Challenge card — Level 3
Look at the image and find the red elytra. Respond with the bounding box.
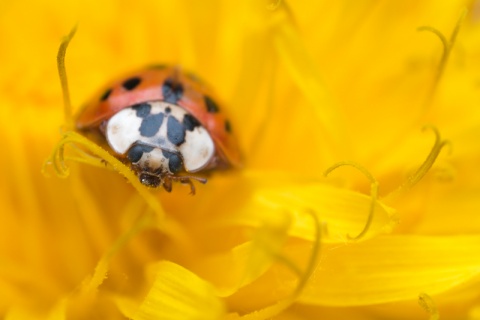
[76,65,241,170]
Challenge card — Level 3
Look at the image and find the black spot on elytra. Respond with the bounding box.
[162,78,184,104]
[139,113,165,137]
[132,103,151,118]
[127,144,154,163]
[122,77,141,90]
[225,120,232,133]
[204,95,219,113]
[183,114,201,132]
[162,150,183,173]
[167,116,186,146]
[100,88,112,101]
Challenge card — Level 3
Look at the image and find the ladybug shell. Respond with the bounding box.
[76,65,241,169]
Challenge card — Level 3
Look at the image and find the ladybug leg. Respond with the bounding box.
[169,175,207,195]
[162,177,173,193]
[183,178,196,196]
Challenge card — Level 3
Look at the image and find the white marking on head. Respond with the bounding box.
[106,108,142,154]
[180,127,215,172]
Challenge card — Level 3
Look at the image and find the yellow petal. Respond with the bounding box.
[300,235,480,306]
[256,183,396,242]
[132,261,225,320]
[413,188,480,234]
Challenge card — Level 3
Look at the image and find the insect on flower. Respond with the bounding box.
[51,28,241,195]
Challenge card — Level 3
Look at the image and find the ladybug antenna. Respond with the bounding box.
[57,25,78,129]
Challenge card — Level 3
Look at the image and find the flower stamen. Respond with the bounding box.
[44,131,195,252]
[292,209,321,296]
[43,131,164,218]
[324,161,379,241]
[418,292,440,320]
[387,126,450,199]
[417,9,466,112]
[57,25,77,130]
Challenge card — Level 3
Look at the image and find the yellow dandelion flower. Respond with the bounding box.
[1,0,480,319]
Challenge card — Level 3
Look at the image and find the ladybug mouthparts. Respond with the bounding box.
[139,173,162,188]
[137,170,208,195]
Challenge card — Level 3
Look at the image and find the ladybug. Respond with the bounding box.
[76,65,241,194]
